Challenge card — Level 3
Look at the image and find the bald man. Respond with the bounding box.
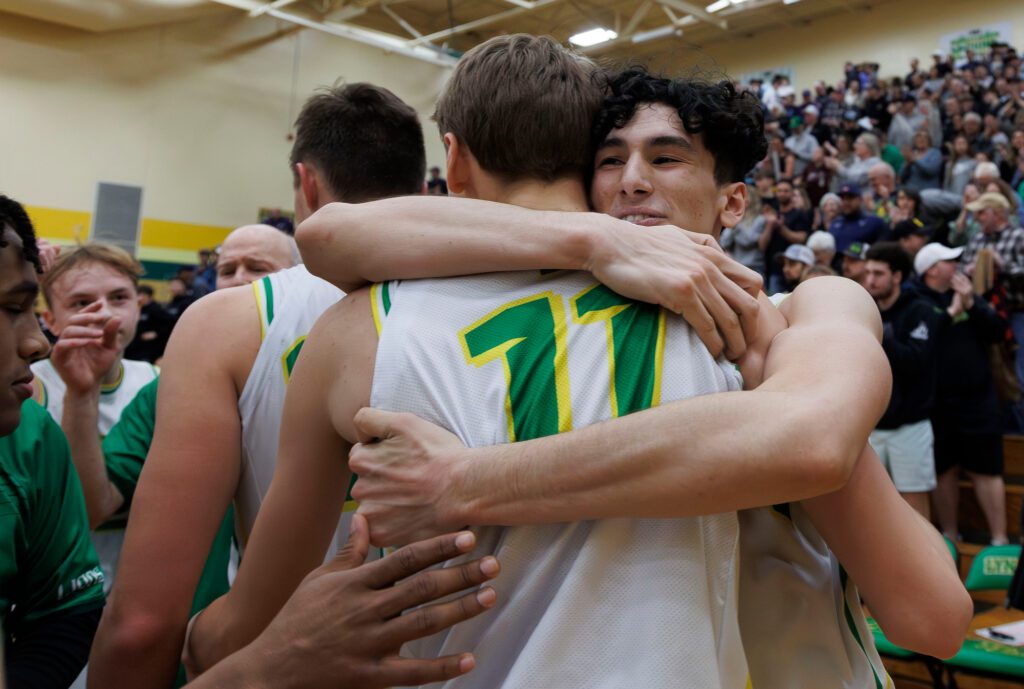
[214,224,298,290]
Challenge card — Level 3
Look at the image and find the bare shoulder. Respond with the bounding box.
[781,277,882,339]
[298,286,377,443]
[164,286,261,393]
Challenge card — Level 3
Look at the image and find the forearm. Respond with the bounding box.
[801,448,970,657]
[187,646,269,689]
[297,197,604,291]
[62,391,123,528]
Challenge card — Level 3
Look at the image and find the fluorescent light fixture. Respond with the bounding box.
[783,0,801,4]
[705,0,730,11]
[569,28,618,47]
[632,26,679,44]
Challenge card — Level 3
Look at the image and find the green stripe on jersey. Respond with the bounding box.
[839,567,884,689]
[382,281,391,315]
[262,276,275,325]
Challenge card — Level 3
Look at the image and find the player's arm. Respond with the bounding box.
[184,293,370,675]
[297,197,761,359]
[87,288,259,689]
[351,277,891,544]
[49,303,126,527]
[187,516,497,689]
[801,446,972,659]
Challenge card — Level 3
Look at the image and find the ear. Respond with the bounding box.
[296,162,320,214]
[717,182,748,234]
[444,133,470,195]
[42,309,57,335]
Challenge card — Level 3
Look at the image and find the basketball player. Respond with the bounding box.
[86,83,470,689]
[185,35,867,687]
[297,67,972,685]
[0,196,106,688]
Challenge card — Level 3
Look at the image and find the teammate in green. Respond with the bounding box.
[0,195,105,688]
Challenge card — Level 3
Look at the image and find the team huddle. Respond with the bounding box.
[1,34,972,689]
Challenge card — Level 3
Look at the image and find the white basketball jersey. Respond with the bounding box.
[738,505,891,689]
[738,293,890,689]
[370,271,747,689]
[236,266,346,548]
[33,358,158,435]
[32,357,158,596]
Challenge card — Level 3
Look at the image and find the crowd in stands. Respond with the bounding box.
[721,40,1024,545]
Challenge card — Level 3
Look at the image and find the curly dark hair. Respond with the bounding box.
[0,196,41,273]
[592,68,767,185]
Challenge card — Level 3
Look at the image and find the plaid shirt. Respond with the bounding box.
[961,224,1024,311]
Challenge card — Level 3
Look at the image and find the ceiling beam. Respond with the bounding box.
[249,0,300,17]
[656,0,728,30]
[408,0,565,47]
[380,3,423,38]
[208,0,457,66]
[622,0,653,35]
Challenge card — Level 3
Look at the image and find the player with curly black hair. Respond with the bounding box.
[0,194,105,689]
[0,195,42,274]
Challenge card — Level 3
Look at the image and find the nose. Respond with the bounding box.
[92,298,113,319]
[20,317,50,363]
[619,155,653,198]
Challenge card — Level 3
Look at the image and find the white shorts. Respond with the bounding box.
[869,420,936,493]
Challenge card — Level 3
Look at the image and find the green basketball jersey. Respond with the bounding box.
[0,400,105,634]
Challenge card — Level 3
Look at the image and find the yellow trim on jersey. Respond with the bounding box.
[252,280,267,342]
[100,362,125,395]
[650,309,667,406]
[280,336,307,384]
[570,283,632,417]
[458,291,572,442]
[342,500,359,513]
[369,283,383,337]
[34,379,47,407]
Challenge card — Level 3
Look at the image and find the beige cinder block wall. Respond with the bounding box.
[0,9,451,234]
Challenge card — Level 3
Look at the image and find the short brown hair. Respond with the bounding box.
[42,243,142,305]
[290,83,426,203]
[434,34,604,183]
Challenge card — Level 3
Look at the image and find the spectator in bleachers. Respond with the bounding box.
[827,132,882,189]
[943,134,977,195]
[947,181,982,247]
[963,112,992,158]
[813,191,840,232]
[828,183,889,258]
[806,230,836,267]
[214,224,297,290]
[720,188,766,279]
[892,218,932,262]
[758,178,811,294]
[900,130,943,191]
[912,243,1009,545]
[961,192,1024,392]
[802,146,832,208]
[866,161,898,223]
[890,186,923,225]
[426,166,448,195]
[888,94,925,151]
[841,240,871,286]
[864,242,942,518]
[124,285,172,365]
[784,114,819,177]
[777,244,816,293]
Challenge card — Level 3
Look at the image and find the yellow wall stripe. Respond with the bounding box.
[24,205,233,253]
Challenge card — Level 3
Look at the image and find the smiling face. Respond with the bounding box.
[0,228,49,435]
[44,261,140,353]
[590,103,740,239]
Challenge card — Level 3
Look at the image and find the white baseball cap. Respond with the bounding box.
[914,242,964,275]
[779,244,816,267]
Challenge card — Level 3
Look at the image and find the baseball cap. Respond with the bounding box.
[803,104,819,116]
[838,183,862,197]
[778,244,816,267]
[843,241,870,260]
[778,85,796,98]
[914,243,964,275]
[966,192,1012,212]
[892,218,932,239]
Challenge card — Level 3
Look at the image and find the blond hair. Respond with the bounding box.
[42,243,142,304]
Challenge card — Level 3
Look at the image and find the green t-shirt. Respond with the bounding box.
[0,400,105,634]
[101,378,234,617]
